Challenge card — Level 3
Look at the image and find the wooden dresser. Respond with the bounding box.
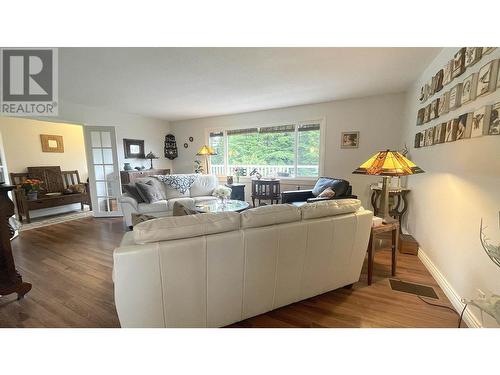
[120,168,170,185]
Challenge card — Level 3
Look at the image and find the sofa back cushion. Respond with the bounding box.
[134,211,240,243]
[190,175,218,197]
[300,199,361,220]
[312,177,349,197]
[240,204,301,229]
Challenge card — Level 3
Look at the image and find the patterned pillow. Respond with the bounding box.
[154,175,196,194]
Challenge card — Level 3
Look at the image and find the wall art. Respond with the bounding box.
[430,98,440,120]
[456,113,473,140]
[414,132,421,148]
[341,131,359,148]
[437,92,449,117]
[464,47,482,68]
[417,107,425,125]
[424,128,434,146]
[443,60,454,86]
[40,134,64,153]
[123,138,145,159]
[460,73,478,105]
[471,106,491,138]
[477,60,499,97]
[482,47,496,55]
[452,48,466,79]
[445,119,458,142]
[449,83,462,110]
[419,131,425,147]
[423,104,431,123]
[488,102,500,135]
[433,123,446,144]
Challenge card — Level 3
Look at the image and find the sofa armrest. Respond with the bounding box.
[281,189,315,204]
[306,196,331,203]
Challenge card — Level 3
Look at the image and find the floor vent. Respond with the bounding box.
[389,279,439,299]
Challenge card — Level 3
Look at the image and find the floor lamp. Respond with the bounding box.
[353,150,424,223]
[196,145,217,174]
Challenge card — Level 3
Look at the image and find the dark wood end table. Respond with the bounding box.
[367,221,399,285]
[251,179,280,207]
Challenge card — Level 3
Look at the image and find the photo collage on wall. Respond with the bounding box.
[414,47,499,148]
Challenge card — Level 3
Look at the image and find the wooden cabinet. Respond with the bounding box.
[226,183,245,201]
[120,169,170,185]
[251,179,281,207]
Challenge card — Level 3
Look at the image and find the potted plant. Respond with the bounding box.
[233,167,246,183]
[21,179,43,200]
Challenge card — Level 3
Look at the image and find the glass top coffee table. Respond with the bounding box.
[195,199,250,213]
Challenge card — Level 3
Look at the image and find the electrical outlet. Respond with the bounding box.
[477,289,486,298]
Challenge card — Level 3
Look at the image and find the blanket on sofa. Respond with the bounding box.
[153,174,197,194]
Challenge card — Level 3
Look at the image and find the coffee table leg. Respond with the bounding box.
[367,234,374,285]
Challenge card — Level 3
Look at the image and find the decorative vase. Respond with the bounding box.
[236,175,240,183]
[27,191,38,200]
[124,162,132,171]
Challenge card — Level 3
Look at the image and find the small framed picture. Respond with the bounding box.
[488,102,500,135]
[433,69,444,93]
[449,83,462,110]
[460,73,478,105]
[430,98,440,120]
[341,131,359,149]
[437,92,449,116]
[452,48,466,79]
[416,107,425,125]
[471,106,491,138]
[424,128,434,146]
[40,134,64,153]
[423,104,431,123]
[477,60,499,97]
[464,47,482,68]
[445,119,458,142]
[419,131,426,147]
[482,47,496,55]
[443,60,454,86]
[433,123,446,144]
[414,133,422,148]
[456,113,473,140]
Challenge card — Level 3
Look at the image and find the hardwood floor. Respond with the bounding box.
[1,218,462,328]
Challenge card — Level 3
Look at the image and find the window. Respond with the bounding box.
[208,121,321,178]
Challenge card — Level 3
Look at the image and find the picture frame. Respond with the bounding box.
[452,48,466,79]
[416,107,425,125]
[341,131,359,149]
[414,133,421,148]
[437,92,449,116]
[442,60,453,86]
[482,47,496,55]
[464,47,482,68]
[424,128,434,146]
[477,60,499,98]
[460,73,478,105]
[456,113,473,140]
[40,134,64,153]
[423,104,431,123]
[123,138,145,159]
[433,123,446,144]
[430,98,440,120]
[445,119,458,142]
[448,83,462,110]
[487,102,500,135]
[419,131,425,147]
[433,69,444,93]
[471,106,492,138]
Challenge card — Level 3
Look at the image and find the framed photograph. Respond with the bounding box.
[341,131,359,149]
[419,85,426,102]
[456,113,473,140]
[487,102,500,135]
[452,48,466,79]
[123,138,145,159]
[433,69,444,93]
[433,123,446,144]
[471,106,491,138]
[460,73,478,105]
[445,119,458,142]
[425,82,432,99]
[416,107,425,125]
[40,134,64,153]
[449,83,462,110]
[430,98,439,120]
[424,128,434,146]
[414,133,421,148]
[419,131,425,147]
[477,60,499,97]
[464,47,482,68]
[443,60,454,86]
[437,92,449,116]
[482,47,496,55]
[423,104,431,123]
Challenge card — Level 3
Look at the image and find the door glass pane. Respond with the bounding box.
[102,148,113,164]
[104,165,114,180]
[101,132,112,147]
[97,198,109,212]
[92,148,103,164]
[91,131,101,147]
[107,182,115,196]
[94,165,105,180]
[96,181,106,196]
[108,198,118,211]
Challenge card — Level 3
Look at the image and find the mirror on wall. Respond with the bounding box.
[123,138,145,159]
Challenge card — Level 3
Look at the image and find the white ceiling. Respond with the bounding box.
[60,48,441,121]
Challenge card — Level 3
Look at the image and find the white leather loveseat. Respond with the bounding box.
[113,199,373,327]
[119,174,219,227]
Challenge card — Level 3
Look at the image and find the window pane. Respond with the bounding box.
[94,165,104,180]
[101,131,112,147]
[102,148,113,164]
[92,148,103,164]
[209,131,225,175]
[104,165,115,180]
[297,124,320,177]
[91,131,101,147]
[227,125,295,178]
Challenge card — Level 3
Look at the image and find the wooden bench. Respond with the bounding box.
[10,166,91,223]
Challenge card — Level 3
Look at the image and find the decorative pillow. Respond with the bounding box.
[312,178,349,197]
[131,213,156,226]
[154,174,196,195]
[173,201,199,216]
[318,187,336,198]
[123,183,144,203]
[69,183,86,194]
[135,180,164,203]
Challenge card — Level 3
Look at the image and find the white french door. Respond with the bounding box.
[84,126,122,217]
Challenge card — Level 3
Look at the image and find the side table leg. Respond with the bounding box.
[367,235,374,285]
[391,228,398,276]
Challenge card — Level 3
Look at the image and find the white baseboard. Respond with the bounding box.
[418,248,482,328]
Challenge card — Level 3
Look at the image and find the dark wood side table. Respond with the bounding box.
[251,179,280,207]
[0,184,32,299]
[370,185,410,232]
[367,221,399,285]
[225,183,245,201]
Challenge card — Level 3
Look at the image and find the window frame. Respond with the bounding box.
[205,117,325,181]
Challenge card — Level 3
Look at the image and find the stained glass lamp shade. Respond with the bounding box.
[353,150,424,223]
[196,145,217,174]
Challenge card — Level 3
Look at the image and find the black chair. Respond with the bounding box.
[281,177,357,204]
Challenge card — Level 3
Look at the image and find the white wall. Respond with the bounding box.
[402,48,500,327]
[170,93,407,207]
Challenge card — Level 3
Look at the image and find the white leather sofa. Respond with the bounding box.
[113,199,373,328]
[119,174,219,227]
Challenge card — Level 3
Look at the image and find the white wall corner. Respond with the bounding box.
[417,247,482,328]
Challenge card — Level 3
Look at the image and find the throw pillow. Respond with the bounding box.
[173,201,199,216]
[154,174,196,194]
[135,180,164,203]
[69,183,86,194]
[132,213,156,226]
[123,183,144,203]
[318,187,336,199]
